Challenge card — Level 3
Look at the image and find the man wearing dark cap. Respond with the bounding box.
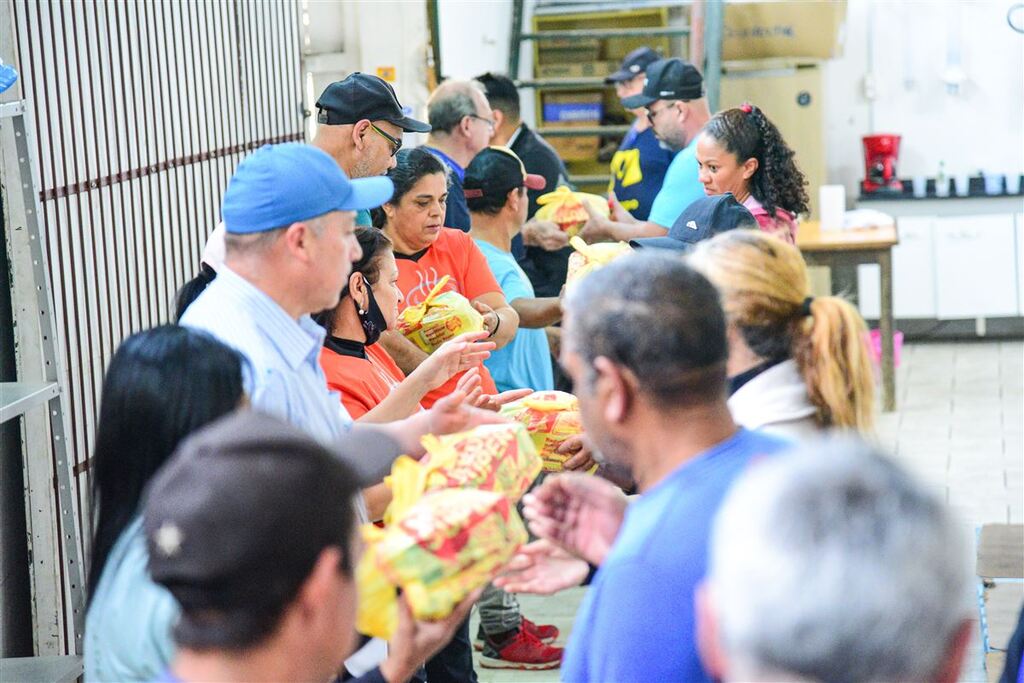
[631,193,757,251]
[314,73,431,227]
[605,47,676,222]
[580,57,711,243]
[475,71,574,302]
[144,411,477,683]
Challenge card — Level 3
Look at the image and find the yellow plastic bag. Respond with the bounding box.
[355,489,527,638]
[384,423,542,525]
[499,391,588,472]
[566,236,632,287]
[397,275,484,353]
[535,185,609,238]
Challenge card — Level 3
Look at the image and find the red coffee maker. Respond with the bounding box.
[861,134,904,195]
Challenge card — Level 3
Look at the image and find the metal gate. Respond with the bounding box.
[6,0,304,653]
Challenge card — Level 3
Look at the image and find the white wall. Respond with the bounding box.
[438,0,514,79]
[824,0,1024,197]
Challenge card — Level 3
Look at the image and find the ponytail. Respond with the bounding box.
[689,230,875,433]
[792,297,875,432]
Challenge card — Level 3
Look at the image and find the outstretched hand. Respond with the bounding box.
[494,539,590,595]
[416,332,495,391]
[523,473,627,566]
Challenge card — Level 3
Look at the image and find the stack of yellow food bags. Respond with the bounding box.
[357,423,542,638]
[499,390,588,472]
[535,185,609,238]
[566,236,632,288]
[396,275,484,353]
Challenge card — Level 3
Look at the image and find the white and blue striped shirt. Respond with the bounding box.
[180,266,353,443]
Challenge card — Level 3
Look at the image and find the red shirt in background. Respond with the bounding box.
[393,228,500,407]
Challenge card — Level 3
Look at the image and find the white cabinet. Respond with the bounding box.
[934,214,1018,319]
[1017,213,1024,316]
[857,216,938,320]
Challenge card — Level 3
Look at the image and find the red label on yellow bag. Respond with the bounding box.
[397,275,484,353]
[499,390,587,472]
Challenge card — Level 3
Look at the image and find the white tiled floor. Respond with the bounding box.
[471,341,1024,683]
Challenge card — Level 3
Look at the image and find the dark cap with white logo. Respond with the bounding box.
[631,193,756,251]
[620,58,704,109]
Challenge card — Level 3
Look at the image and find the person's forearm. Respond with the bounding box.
[380,330,429,376]
[512,297,562,329]
[490,306,520,349]
[607,220,668,242]
[357,373,430,424]
[363,482,392,522]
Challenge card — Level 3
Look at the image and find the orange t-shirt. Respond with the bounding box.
[320,340,410,420]
[394,228,500,407]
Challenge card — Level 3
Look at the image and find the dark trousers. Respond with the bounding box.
[422,617,477,682]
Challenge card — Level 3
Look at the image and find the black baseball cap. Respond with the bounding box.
[464,146,546,203]
[620,58,704,109]
[316,73,431,133]
[631,193,756,251]
[605,46,661,84]
[144,410,399,611]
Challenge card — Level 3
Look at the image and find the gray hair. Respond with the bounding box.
[707,438,972,683]
[427,80,484,134]
[562,251,728,408]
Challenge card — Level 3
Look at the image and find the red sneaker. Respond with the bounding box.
[479,628,563,670]
[474,618,559,650]
[522,617,560,644]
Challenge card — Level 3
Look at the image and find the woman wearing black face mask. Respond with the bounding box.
[314,228,501,519]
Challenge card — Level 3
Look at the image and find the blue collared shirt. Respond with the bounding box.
[180,266,352,443]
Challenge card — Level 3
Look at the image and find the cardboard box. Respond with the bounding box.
[542,92,603,123]
[535,61,617,80]
[548,135,601,163]
[537,39,601,64]
[723,1,846,61]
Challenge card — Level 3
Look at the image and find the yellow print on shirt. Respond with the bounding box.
[609,148,643,188]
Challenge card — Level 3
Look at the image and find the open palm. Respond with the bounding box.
[522,473,627,566]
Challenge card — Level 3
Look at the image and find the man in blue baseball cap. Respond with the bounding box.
[181,143,502,477]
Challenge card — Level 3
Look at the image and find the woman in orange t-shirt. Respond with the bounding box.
[314,227,505,520]
[374,147,521,408]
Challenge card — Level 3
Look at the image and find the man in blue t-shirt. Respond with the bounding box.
[466,147,560,394]
[605,47,677,221]
[579,58,710,244]
[494,252,790,682]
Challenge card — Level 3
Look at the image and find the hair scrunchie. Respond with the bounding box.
[800,296,815,317]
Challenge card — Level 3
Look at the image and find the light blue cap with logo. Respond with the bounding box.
[222,143,394,234]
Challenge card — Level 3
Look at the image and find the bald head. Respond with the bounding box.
[426,80,494,164]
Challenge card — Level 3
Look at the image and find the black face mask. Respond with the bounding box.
[356,279,388,346]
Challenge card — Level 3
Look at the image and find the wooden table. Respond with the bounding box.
[796,220,899,411]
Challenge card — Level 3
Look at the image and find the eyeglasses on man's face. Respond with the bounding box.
[646,101,679,121]
[468,113,496,131]
[370,122,402,157]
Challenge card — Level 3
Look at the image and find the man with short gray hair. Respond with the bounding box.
[423,80,495,231]
[697,439,974,683]
[496,252,790,681]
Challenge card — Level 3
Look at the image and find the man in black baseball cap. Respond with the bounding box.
[631,193,757,251]
[604,46,676,226]
[144,410,477,683]
[604,45,661,85]
[579,57,711,246]
[313,73,431,226]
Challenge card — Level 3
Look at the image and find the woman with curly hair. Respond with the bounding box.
[696,103,809,243]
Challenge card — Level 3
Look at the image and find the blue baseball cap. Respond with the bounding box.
[222,143,394,234]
